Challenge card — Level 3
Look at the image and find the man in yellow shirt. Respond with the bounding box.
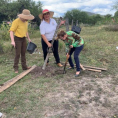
[9,9,34,73]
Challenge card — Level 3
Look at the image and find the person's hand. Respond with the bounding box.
[60,20,66,26]
[47,42,52,48]
[59,20,65,28]
[28,38,31,42]
[11,41,15,48]
[70,45,73,48]
[66,53,70,58]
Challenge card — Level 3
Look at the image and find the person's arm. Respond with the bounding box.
[41,34,52,47]
[53,18,65,28]
[72,41,79,47]
[9,19,18,48]
[26,32,31,42]
[59,20,66,28]
[10,31,15,47]
[69,36,82,48]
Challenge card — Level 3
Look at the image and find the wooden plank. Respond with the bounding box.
[66,63,104,72]
[85,68,101,72]
[83,65,107,71]
[0,65,36,93]
[80,63,86,70]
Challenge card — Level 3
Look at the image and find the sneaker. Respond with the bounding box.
[57,63,63,67]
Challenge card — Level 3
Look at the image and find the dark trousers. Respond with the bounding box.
[13,36,27,70]
[41,39,60,63]
[68,45,84,71]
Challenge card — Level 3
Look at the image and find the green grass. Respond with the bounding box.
[0,25,118,118]
[80,25,118,75]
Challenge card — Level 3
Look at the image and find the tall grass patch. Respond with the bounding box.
[80,25,118,75]
[104,24,118,31]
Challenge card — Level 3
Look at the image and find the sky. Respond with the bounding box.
[35,0,117,17]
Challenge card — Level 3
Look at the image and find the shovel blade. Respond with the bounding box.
[63,70,66,74]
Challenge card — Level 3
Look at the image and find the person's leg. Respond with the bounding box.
[52,40,63,67]
[68,47,75,68]
[74,45,84,75]
[52,40,60,63]
[13,36,22,72]
[41,38,49,63]
[21,37,28,70]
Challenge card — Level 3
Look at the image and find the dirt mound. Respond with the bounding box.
[30,66,64,78]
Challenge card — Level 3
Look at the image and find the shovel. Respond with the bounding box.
[63,48,71,74]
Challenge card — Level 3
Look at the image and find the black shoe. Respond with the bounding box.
[75,72,80,77]
[75,74,80,77]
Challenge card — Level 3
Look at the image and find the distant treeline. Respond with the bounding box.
[64,9,117,25]
[0,0,42,26]
[0,0,118,26]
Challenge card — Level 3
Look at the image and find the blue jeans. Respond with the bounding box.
[68,45,84,71]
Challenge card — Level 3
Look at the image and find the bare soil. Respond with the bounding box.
[30,65,64,78]
[30,66,118,118]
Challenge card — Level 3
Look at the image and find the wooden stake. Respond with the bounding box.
[80,63,86,70]
[85,68,101,72]
[0,65,36,93]
[83,65,107,71]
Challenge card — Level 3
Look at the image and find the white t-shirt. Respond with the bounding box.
[39,18,57,41]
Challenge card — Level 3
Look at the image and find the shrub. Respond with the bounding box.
[0,42,4,54]
[0,22,11,41]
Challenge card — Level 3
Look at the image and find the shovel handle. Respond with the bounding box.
[63,54,70,74]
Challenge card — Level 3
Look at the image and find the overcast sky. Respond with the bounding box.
[35,0,117,17]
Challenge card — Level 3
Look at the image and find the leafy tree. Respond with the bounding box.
[79,11,89,23]
[112,1,118,11]
[104,14,112,18]
[13,0,42,25]
[64,9,89,25]
[64,9,104,25]
[0,0,9,22]
[0,0,42,25]
[112,1,118,23]
[114,11,118,18]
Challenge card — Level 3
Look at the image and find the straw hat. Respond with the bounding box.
[39,9,54,20]
[18,9,34,20]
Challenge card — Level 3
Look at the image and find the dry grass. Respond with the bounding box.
[104,24,118,31]
[0,25,118,118]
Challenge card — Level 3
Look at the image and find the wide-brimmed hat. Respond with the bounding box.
[18,9,34,20]
[39,9,54,20]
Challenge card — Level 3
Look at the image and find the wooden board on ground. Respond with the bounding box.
[0,65,37,93]
[83,65,107,71]
[80,63,86,70]
[66,63,106,72]
[85,68,101,72]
